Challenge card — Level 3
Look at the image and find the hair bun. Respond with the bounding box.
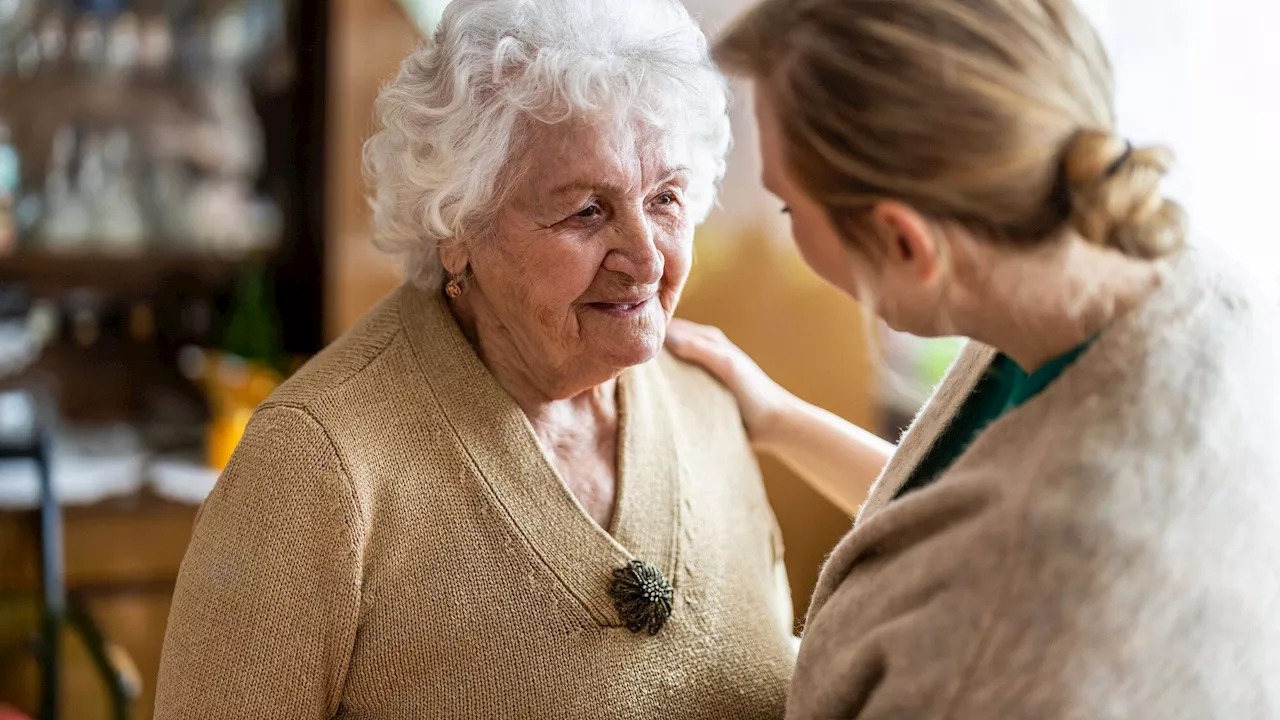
[1062,130,1187,259]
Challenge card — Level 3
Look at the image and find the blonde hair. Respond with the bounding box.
[715,0,1186,260]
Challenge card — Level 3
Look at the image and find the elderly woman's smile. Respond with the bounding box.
[584,298,651,316]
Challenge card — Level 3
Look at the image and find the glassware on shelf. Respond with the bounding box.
[144,156,191,242]
[103,11,140,77]
[33,10,64,73]
[198,9,263,178]
[69,11,105,72]
[169,5,280,254]
[94,127,148,251]
[40,124,92,249]
[137,13,173,78]
[13,32,40,77]
[37,122,152,253]
[0,287,54,382]
[77,130,106,203]
[14,1,289,256]
[67,288,102,348]
[0,0,39,76]
[0,284,43,380]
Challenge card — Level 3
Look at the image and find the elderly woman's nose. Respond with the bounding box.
[604,215,665,284]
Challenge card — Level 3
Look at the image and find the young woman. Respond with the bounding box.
[668,0,1280,717]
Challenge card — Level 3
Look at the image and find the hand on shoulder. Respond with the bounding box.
[664,318,793,447]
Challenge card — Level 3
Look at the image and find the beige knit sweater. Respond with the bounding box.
[788,250,1280,719]
[155,285,796,720]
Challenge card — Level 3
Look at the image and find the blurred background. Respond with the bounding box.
[0,0,1276,718]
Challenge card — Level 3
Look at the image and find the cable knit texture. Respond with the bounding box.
[789,249,1280,719]
[155,284,796,720]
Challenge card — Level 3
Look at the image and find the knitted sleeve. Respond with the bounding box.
[155,405,364,720]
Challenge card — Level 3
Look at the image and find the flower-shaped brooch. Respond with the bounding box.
[609,559,673,635]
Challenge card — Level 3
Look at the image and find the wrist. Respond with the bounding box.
[749,387,799,454]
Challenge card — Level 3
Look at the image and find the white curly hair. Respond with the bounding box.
[363,0,732,290]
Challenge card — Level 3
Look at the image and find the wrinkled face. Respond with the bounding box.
[464,115,695,393]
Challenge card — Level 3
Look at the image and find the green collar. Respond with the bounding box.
[1005,341,1093,412]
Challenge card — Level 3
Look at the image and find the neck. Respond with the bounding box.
[951,238,1162,372]
[447,290,618,427]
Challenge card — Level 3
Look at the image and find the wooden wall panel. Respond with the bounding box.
[324,0,417,339]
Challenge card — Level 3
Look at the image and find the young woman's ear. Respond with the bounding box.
[870,201,941,283]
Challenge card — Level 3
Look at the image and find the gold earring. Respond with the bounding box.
[445,276,463,298]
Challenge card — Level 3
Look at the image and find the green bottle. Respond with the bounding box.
[222,265,283,372]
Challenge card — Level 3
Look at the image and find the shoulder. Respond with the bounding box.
[974,246,1280,471]
[793,250,1280,717]
[1089,247,1280,439]
[261,288,447,468]
[248,284,484,496]
[649,348,751,437]
[162,403,364,719]
[212,404,361,522]
[1156,246,1280,353]
[217,291,420,523]
[653,348,738,410]
[268,290,408,412]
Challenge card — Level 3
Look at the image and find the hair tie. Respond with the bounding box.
[1104,141,1134,178]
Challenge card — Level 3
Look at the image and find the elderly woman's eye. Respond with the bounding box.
[653,192,679,206]
[576,204,602,219]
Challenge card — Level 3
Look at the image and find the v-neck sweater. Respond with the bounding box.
[155,285,796,720]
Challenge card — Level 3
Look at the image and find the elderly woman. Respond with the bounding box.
[669,0,1280,717]
[153,1,795,718]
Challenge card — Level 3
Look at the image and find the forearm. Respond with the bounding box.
[757,395,895,517]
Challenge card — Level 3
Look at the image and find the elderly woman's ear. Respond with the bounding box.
[439,238,470,280]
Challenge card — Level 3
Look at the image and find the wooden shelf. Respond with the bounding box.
[0,246,274,297]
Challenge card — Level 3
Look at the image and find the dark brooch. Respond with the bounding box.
[609,559,674,635]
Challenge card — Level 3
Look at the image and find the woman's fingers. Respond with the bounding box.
[666,320,735,379]
[665,319,790,438]
[668,319,734,357]
[665,319,710,356]
[667,318,717,343]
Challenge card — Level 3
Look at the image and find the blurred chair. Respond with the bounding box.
[1,380,138,719]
